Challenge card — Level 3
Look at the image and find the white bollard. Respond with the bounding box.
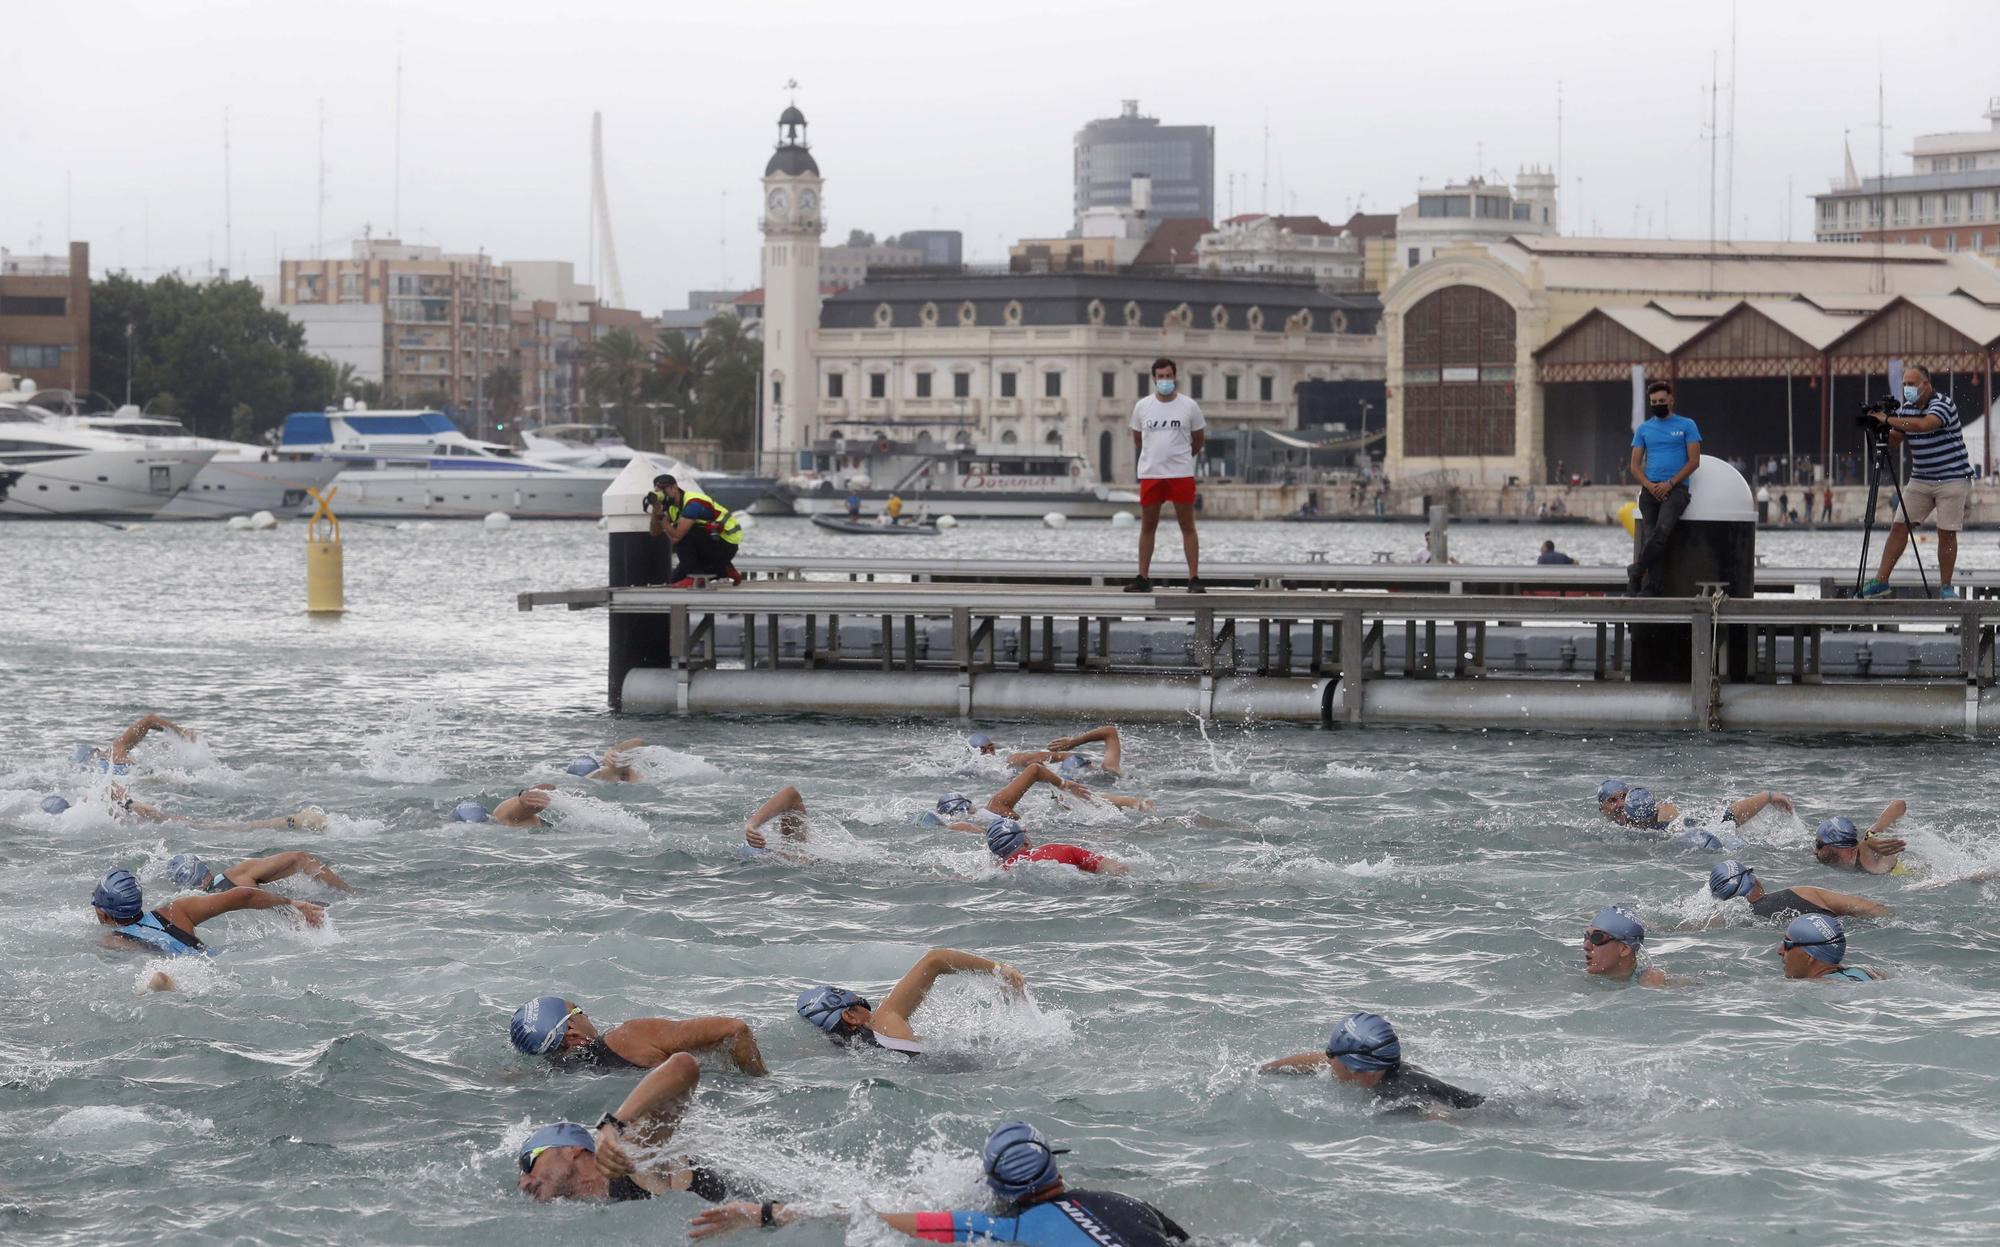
[1110,511,1137,528]
[484,511,512,531]
[935,515,958,529]
[226,515,253,531]
[249,510,278,530]
[1043,512,1068,529]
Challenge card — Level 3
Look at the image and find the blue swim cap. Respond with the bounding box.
[450,801,490,823]
[518,1121,594,1174]
[40,795,71,816]
[1057,755,1092,779]
[1784,913,1847,964]
[1709,860,1758,900]
[986,818,1027,859]
[165,853,214,890]
[796,986,869,1033]
[983,1122,1067,1200]
[936,793,973,817]
[1685,827,1746,852]
[1623,787,1660,826]
[69,744,97,766]
[92,869,144,923]
[967,732,994,750]
[1326,1011,1401,1072]
[1590,904,1646,947]
[564,755,599,777]
[1595,778,1629,803]
[913,810,946,827]
[509,995,576,1056]
[1815,817,1860,848]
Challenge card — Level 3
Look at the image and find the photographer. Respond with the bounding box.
[1624,381,1702,597]
[1859,365,1973,599]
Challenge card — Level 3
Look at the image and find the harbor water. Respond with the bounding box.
[3,518,1999,1246]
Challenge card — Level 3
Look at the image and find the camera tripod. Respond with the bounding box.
[1853,425,1931,598]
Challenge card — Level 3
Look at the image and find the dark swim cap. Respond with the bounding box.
[510,996,578,1056]
[1589,905,1646,947]
[1595,778,1628,803]
[564,755,599,777]
[1326,1011,1401,1072]
[518,1121,594,1174]
[1709,860,1757,900]
[1784,913,1847,964]
[983,1121,1068,1200]
[1623,787,1661,826]
[92,869,144,923]
[986,818,1027,859]
[1814,817,1860,848]
[41,795,71,815]
[796,986,869,1033]
[165,853,215,890]
[936,793,973,817]
[451,801,490,823]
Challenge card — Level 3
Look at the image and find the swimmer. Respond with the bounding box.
[71,712,199,770]
[517,1052,750,1203]
[1259,1011,1485,1111]
[46,787,329,832]
[1779,913,1884,982]
[1813,802,1909,875]
[89,867,326,967]
[563,738,647,782]
[1595,779,1790,831]
[165,850,354,894]
[1615,787,1746,851]
[690,1120,1190,1247]
[451,784,555,828]
[985,818,1128,876]
[741,785,807,855]
[509,995,767,1074]
[1581,905,1667,988]
[925,765,1153,840]
[966,724,1126,778]
[795,946,1028,1057]
[1707,860,1891,921]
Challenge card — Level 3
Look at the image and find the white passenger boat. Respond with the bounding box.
[0,402,215,520]
[278,408,611,518]
[783,436,1140,519]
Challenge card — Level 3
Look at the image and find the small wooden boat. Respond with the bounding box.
[810,514,941,536]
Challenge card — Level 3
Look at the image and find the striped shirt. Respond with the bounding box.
[1901,394,1972,481]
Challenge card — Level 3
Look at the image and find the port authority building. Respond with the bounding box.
[1381,236,2000,487]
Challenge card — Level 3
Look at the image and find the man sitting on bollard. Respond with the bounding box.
[645,474,744,589]
[1626,380,1702,597]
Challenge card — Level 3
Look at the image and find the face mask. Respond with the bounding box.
[1902,384,1920,404]
[1649,403,1671,418]
[1155,379,1175,398]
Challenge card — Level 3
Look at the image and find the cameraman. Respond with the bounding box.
[1625,381,1702,596]
[1859,364,1973,600]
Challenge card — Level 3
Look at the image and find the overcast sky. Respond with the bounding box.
[7,0,1995,312]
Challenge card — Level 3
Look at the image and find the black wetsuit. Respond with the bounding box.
[606,1163,733,1203]
[1750,889,1835,920]
[1375,1063,1484,1110]
[569,1036,641,1070]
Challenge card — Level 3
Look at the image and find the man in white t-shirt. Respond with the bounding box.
[1125,356,1207,593]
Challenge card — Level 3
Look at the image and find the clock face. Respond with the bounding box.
[798,189,818,214]
[767,187,791,215]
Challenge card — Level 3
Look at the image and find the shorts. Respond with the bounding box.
[1138,476,1196,508]
[1896,477,1972,531]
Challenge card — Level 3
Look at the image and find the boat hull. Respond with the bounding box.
[155,458,347,519]
[0,448,216,520]
[785,487,1138,519]
[292,466,608,519]
[809,515,940,535]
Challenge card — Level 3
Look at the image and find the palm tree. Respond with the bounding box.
[651,330,701,441]
[693,313,762,453]
[585,329,650,446]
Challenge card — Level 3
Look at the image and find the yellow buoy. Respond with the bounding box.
[1616,500,1638,538]
[306,486,344,615]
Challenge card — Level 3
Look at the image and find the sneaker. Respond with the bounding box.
[1857,579,1891,599]
[1625,563,1644,595]
[724,567,744,586]
[1940,585,1961,600]
[1122,575,1153,593]
[1186,578,1207,594]
[667,577,697,589]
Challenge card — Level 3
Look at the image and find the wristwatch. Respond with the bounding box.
[595,1112,626,1133]
[760,1201,777,1228]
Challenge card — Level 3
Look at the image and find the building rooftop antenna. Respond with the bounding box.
[222,105,233,280]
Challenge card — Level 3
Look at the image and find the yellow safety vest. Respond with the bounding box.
[668,485,742,547]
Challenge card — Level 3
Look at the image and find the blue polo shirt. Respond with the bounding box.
[1632,413,1702,482]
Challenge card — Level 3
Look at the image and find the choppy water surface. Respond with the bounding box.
[3,518,1998,1246]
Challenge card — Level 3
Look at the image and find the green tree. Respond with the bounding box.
[844,229,875,247]
[89,272,335,439]
[651,329,701,440]
[692,312,761,453]
[484,364,522,434]
[585,328,651,446]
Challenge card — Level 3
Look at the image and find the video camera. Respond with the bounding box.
[1854,397,1897,431]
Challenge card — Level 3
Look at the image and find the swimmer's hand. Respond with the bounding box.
[691,1202,779,1238]
[1767,791,1794,813]
[1864,835,1907,856]
[289,809,328,830]
[994,964,1028,996]
[290,900,327,928]
[594,1123,636,1181]
[519,789,553,813]
[744,825,767,850]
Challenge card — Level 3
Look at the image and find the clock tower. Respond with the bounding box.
[759,102,824,468]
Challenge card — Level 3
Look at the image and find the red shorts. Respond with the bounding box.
[1138,476,1196,508]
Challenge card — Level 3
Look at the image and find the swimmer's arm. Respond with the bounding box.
[109,713,193,763]
[617,1017,768,1076]
[596,1053,701,1181]
[1049,725,1122,772]
[1658,800,1681,824]
[1637,967,1668,988]
[211,809,328,833]
[743,785,805,849]
[1866,800,1907,838]
[1005,750,1055,768]
[1796,886,1891,919]
[224,851,354,893]
[1858,837,1907,874]
[491,787,553,827]
[1727,789,1793,822]
[875,948,1027,1036]
[1259,1052,1332,1074]
[164,888,325,930]
[691,1204,985,1241]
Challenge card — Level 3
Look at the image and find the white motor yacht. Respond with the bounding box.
[279,407,610,518]
[518,422,780,514]
[44,407,342,520]
[0,403,215,519]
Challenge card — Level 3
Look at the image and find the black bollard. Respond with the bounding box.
[605,461,675,712]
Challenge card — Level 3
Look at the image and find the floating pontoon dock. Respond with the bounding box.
[521,558,2000,733]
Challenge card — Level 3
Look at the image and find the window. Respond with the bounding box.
[869,373,886,399]
[1137,373,1149,397]
[915,372,932,398]
[1259,375,1274,402]
[1224,374,1239,401]
[1408,247,1421,268]
[0,295,65,316]
[1000,371,1017,398]
[1189,374,1205,400]
[5,344,62,369]
[827,372,844,398]
[1511,202,1531,221]
[1043,371,1062,398]
[773,380,783,406]
[1101,371,1116,398]
[953,371,970,398]
[340,274,361,301]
